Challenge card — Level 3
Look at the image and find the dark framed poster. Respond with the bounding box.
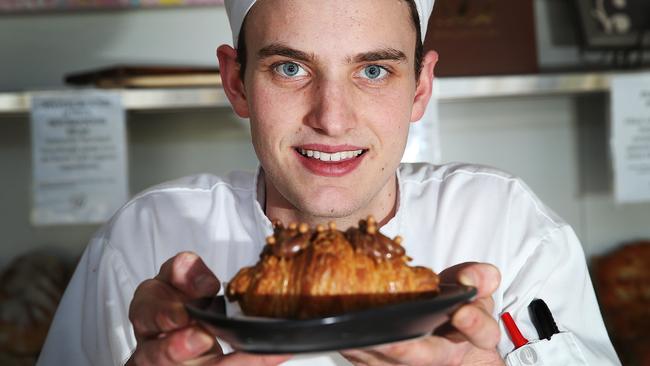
[575,0,650,49]
[424,0,538,77]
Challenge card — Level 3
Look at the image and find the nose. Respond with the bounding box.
[303,77,356,137]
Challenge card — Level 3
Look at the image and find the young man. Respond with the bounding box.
[38,0,620,365]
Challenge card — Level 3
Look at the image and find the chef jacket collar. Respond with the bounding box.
[251,165,403,239]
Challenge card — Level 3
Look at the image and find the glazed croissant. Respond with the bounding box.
[226,217,440,319]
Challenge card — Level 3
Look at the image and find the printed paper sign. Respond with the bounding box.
[30,91,128,225]
[611,73,650,203]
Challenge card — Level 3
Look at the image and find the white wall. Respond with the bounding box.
[0,2,649,267]
[0,5,240,266]
[438,94,650,256]
[0,6,231,91]
[0,0,585,91]
[0,109,259,267]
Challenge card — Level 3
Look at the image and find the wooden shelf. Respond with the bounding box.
[0,88,230,115]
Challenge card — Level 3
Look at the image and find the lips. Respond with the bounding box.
[294,144,368,177]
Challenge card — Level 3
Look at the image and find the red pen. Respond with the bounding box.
[501,312,529,349]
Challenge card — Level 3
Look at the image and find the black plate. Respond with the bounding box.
[186,284,476,354]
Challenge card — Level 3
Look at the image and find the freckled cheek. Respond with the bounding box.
[249,85,310,153]
[361,93,411,147]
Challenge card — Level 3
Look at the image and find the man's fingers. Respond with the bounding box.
[212,352,291,366]
[341,349,394,366]
[156,252,221,298]
[129,279,190,339]
[437,262,500,350]
[434,296,495,344]
[440,262,501,298]
[451,303,501,350]
[128,253,224,365]
[130,253,219,339]
[357,337,471,366]
[128,326,215,366]
[474,295,495,314]
[462,347,507,366]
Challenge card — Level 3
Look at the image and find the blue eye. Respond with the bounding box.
[362,65,387,80]
[275,62,306,78]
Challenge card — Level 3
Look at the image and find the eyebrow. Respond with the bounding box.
[257,43,407,65]
[350,48,407,64]
[258,44,313,62]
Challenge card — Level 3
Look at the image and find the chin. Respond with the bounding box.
[295,187,362,219]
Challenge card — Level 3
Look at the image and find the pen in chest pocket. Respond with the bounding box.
[501,312,529,350]
[528,299,560,340]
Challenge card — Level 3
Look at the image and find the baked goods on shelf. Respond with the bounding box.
[227,216,440,319]
[593,241,650,365]
[0,253,68,358]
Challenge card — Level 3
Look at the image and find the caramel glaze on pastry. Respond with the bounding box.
[226,217,440,319]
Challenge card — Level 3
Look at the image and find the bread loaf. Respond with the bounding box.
[0,253,68,357]
[227,217,440,319]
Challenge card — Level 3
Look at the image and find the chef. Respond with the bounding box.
[38,0,620,365]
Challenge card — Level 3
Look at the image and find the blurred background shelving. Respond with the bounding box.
[0,71,618,114]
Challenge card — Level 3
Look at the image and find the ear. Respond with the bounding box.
[410,50,438,122]
[217,44,250,118]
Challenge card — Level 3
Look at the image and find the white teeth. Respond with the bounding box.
[298,148,364,162]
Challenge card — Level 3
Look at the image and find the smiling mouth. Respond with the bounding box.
[295,148,367,162]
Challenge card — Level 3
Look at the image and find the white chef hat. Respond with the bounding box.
[224,0,435,46]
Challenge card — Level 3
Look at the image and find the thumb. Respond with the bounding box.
[440,262,500,298]
[156,252,221,298]
[212,352,291,366]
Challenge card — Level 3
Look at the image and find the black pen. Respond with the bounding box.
[528,299,560,340]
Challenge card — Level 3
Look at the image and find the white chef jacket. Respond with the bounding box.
[37,163,620,365]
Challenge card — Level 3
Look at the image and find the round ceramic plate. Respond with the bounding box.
[185,284,476,354]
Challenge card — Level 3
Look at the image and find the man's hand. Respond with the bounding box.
[341,262,503,366]
[126,251,290,366]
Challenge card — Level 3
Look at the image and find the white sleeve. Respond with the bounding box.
[497,225,620,365]
[37,234,138,366]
